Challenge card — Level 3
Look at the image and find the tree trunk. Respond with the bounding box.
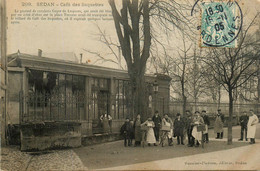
[183,97,187,116]
[257,59,260,115]
[227,88,233,145]
[181,80,186,116]
[217,84,221,109]
[136,75,147,119]
[129,72,147,120]
[109,0,151,120]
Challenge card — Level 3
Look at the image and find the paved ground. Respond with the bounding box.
[74,139,250,170]
[74,124,260,170]
[101,141,260,170]
[1,124,259,170]
[0,147,87,171]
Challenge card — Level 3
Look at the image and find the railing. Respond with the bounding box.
[169,101,260,116]
[19,91,85,123]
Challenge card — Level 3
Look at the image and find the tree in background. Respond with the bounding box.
[201,13,260,145]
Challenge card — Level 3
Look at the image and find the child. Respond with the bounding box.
[120,118,131,147]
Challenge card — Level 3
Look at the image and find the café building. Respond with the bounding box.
[6,51,171,150]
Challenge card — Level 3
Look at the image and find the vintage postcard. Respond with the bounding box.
[1,0,260,170]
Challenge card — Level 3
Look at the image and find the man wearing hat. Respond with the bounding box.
[174,113,185,145]
[201,110,210,143]
[238,111,249,141]
[152,110,162,142]
[214,109,225,139]
[185,110,195,147]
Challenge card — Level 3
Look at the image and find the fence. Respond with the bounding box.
[19,91,85,123]
[169,101,260,117]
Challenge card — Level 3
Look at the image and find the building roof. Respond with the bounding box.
[39,52,79,63]
[7,52,171,82]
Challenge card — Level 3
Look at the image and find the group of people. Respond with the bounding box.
[120,110,210,147]
[238,110,259,144]
[120,109,259,147]
[120,115,142,147]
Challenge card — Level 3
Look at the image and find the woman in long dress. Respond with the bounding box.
[247,110,259,144]
[134,114,142,146]
[141,118,157,146]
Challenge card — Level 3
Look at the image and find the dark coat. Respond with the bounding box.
[174,118,185,136]
[152,115,162,128]
[120,122,132,138]
[203,115,210,125]
[185,116,193,130]
[239,115,249,127]
[217,113,225,123]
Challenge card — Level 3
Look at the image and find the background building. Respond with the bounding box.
[6,51,171,150]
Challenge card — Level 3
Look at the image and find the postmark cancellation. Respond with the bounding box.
[198,0,243,48]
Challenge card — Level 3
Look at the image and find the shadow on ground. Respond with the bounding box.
[73,140,250,170]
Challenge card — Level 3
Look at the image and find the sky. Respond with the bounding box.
[6,0,260,71]
[7,0,118,66]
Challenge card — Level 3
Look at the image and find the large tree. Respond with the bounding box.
[108,0,188,118]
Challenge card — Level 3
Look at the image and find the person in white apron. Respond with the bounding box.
[141,118,157,146]
[192,111,204,147]
[162,114,173,146]
[247,110,259,144]
[214,109,225,139]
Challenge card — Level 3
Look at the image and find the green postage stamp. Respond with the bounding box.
[198,0,243,48]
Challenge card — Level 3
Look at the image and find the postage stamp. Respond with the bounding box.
[197,0,243,48]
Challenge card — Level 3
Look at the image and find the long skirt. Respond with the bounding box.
[146,128,156,143]
[192,126,202,142]
[135,127,142,142]
[247,125,256,138]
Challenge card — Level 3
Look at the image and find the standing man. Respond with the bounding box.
[202,110,210,143]
[214,109,225,139]
[238,111,249,141]
[152,110,162,143]
[186,111,195,147]
[183,110,191,143]
[247,110,259,144]
[174,113,185,145]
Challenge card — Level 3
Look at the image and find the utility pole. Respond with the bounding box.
[1,0,7,146]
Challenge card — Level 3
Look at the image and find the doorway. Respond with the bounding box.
[92,90,110,134]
